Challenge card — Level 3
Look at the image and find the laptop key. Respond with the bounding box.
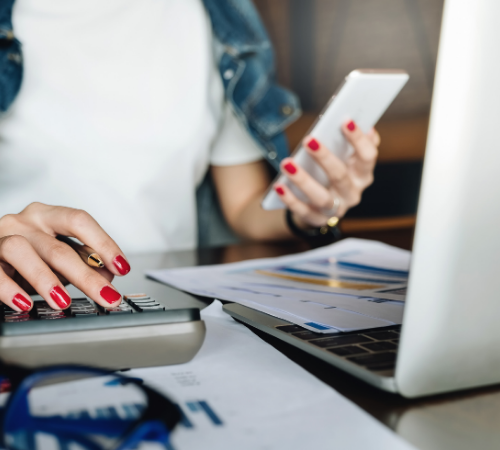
[311,334,372,348]
[291,331,325,340]
[327,345,368,357]
[367,363,396,372]
[348,352,396,366]
[361,331,398,341]
[276,325,305,333]
[362,341,397,352]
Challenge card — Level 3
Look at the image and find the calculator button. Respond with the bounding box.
[124,294,149,300]
[134,305,165,312]
[39,315,67,320]
[104,300,134,314]
[131,302,158,307]
[4,314,31,322]
[4,311,28,317]
[107,309,133,314]
[4,312,29,317]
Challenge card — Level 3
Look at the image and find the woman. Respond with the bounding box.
[0,0,378,312]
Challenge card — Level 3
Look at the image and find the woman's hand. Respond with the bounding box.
[274,120,379,228]
[0,203,130,312]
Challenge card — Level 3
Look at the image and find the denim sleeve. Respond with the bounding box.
[0,0,23,113]
[203,0,302,171]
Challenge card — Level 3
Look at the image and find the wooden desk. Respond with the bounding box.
[118,233,500,450]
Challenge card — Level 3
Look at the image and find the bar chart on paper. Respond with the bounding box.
[67,399,224,429]
[181,400,223,427]
[147,238,410,334]
[66,400,224,429]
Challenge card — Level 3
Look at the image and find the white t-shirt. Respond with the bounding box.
[0,0,263,253]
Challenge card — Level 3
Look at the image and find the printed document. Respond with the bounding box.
[147,238,410,334]
[131,300,414,449]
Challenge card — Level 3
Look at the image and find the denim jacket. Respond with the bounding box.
[0,0,301,247]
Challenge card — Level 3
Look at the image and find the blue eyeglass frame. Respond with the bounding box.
[0,363,180,450]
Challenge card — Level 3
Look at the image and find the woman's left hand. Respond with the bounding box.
[274,120,380,228]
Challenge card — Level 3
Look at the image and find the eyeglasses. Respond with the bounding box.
[0,362,181,450]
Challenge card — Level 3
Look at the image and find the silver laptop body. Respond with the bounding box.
[224,0,500,398]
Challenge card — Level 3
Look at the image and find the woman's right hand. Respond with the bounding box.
[0,203,130,312]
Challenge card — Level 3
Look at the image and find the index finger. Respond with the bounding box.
[29,204,130,277]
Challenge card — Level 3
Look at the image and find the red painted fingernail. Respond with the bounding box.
[100,286,121,304]
[307,138,320,151]
[113,255,130,275]
[12,294,31,312]
[275,186,284,196]
[283,162,297,175]
[347,120,356,131]
[50,286,71,309]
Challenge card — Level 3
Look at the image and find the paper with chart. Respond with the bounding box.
[0,301,415,449]
[138,301,414,449]
[147,238,410,334]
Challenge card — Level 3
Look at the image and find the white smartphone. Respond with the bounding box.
[261,69,409,210]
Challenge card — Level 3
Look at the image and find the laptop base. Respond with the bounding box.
[223,302,399,393]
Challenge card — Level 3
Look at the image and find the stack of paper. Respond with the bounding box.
[147,239,411,334]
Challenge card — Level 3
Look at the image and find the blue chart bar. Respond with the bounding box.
[305,322,332,330]
[197,401,223,426]
[186,401,199,412]
[179,400,223,428]
[67,410,92,420]
[122,403,144,420]
[176,404,194,428]
[277,266,330,278]
[67,403,144,421]
[95,406,120,419]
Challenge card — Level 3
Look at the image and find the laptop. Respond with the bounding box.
[224,0,500,398]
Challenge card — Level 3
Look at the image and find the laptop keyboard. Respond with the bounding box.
[275,324,400,373]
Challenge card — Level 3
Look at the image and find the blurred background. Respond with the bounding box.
[254,0,445,249]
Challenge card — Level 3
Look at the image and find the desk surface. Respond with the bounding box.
[112,230,500,450]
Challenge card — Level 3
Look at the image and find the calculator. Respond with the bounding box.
[0,294,205,370]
